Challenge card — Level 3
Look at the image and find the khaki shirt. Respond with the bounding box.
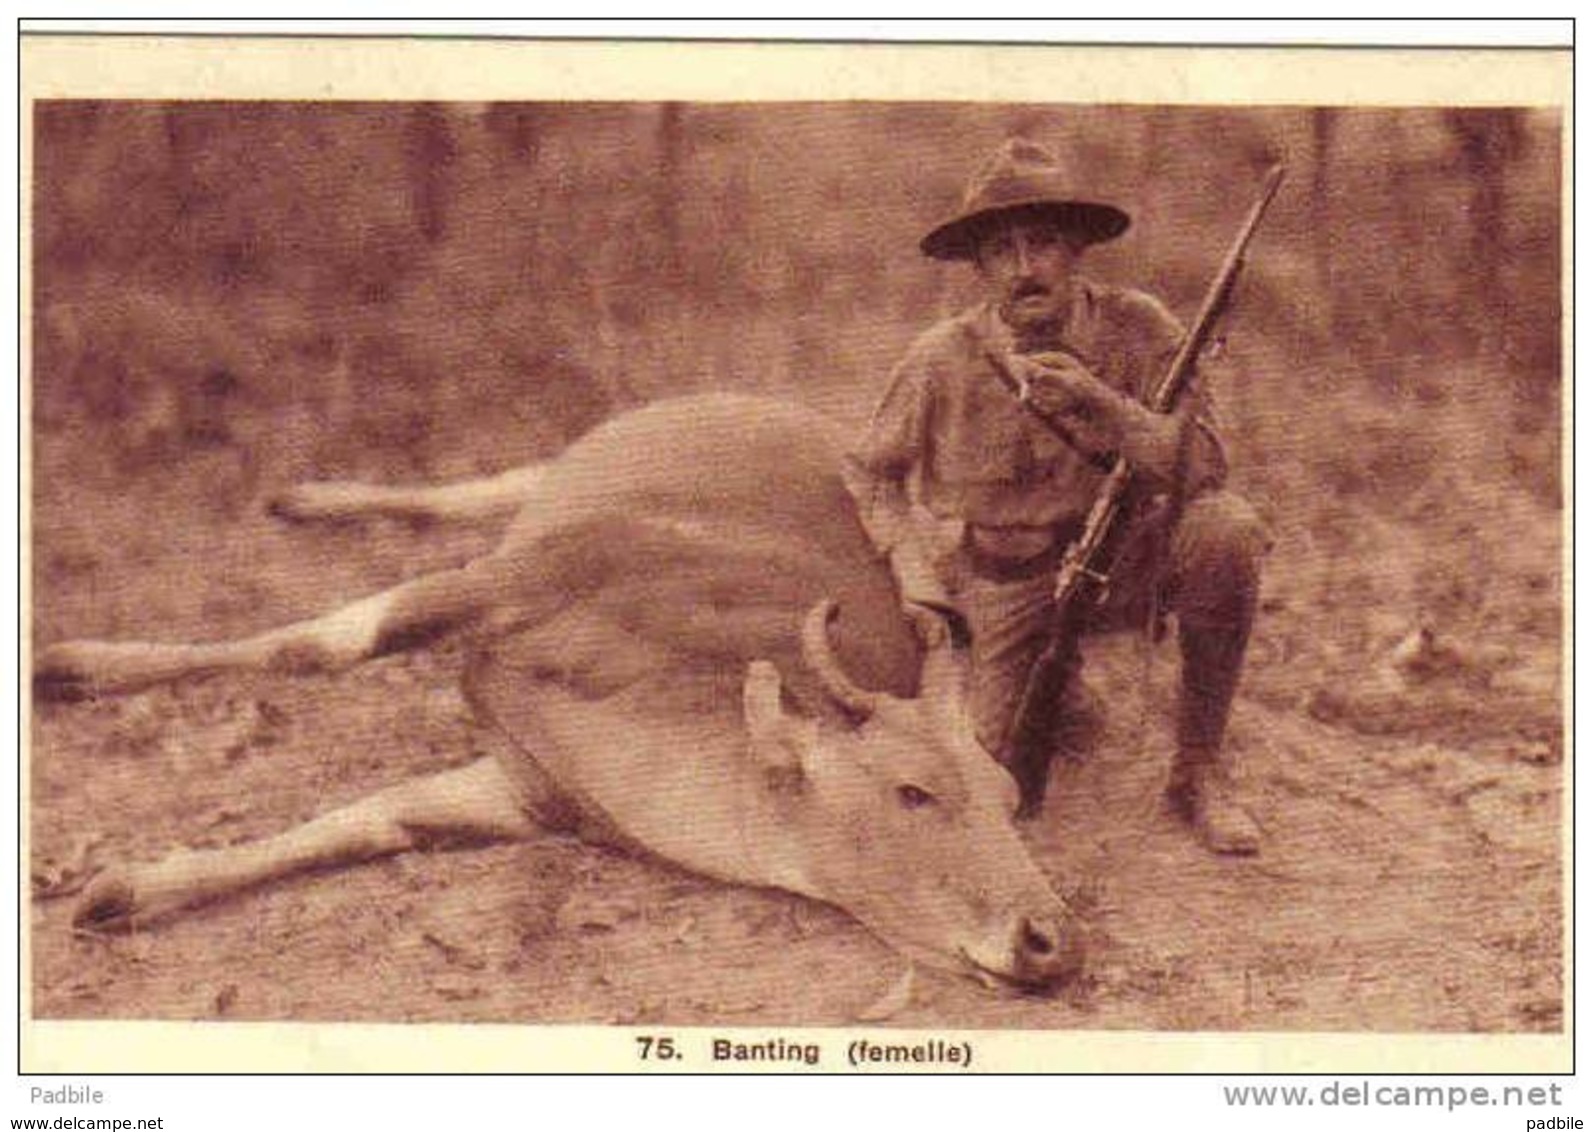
[846,280,1227,551]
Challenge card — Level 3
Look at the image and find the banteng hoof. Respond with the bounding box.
[34,645,98,703]
[266,483,351,525]
[72,875,140,933]
[1014,791,1046,822]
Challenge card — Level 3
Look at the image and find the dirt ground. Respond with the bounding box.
[28,449,1564,1035]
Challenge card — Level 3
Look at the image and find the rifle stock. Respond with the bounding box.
[1000,163,1286,817]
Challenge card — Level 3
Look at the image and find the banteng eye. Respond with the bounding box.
[896,784,936,810]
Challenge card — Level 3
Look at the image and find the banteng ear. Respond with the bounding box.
[906,600,972,652]
[904,600,971,705]
[743,660,786,737]
[742,661,808,789]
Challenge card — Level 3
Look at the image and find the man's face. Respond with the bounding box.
[975,215,1079,336]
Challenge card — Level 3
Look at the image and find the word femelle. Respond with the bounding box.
[848,1038,973,1068]
[31,1086,105,1104]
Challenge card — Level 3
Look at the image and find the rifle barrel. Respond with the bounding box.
[1150,163,1286,411]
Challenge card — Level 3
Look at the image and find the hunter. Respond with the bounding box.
[845,138,1271,855]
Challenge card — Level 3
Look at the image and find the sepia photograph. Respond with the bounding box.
[20,31,1570,1080]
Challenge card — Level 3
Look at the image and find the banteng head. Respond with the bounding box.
[741,599,1083,992]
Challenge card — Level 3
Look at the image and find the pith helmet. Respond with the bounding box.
[919,138,1131,261]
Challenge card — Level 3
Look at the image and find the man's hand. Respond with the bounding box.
[1012,351,1128,456]
[1010,351,1183,482]
[889,540,951,610]
[1016,351,1108,420]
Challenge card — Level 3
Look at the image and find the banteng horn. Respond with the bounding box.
[801,599,882,720]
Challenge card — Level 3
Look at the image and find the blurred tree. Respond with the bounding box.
[1310,108,1341,336]
[404,104,458,244]
[482,103,543,163]
[1443,108,1529,361]
[656,103,687,280]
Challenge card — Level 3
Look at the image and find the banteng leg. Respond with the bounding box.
[269,465,547,526]
[73,757,536,931]
[34,555,523,702]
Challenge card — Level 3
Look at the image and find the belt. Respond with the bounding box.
[962,521,1080,583]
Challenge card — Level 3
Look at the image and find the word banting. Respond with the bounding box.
[711,1037,821,1067]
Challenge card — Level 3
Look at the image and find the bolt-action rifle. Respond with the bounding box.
[989,163,1286,817]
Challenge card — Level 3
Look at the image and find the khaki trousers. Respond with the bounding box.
[948,491,1271,761]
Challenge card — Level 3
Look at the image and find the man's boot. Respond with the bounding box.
[1166,744,1261,855]
[1170,622,1261,855]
